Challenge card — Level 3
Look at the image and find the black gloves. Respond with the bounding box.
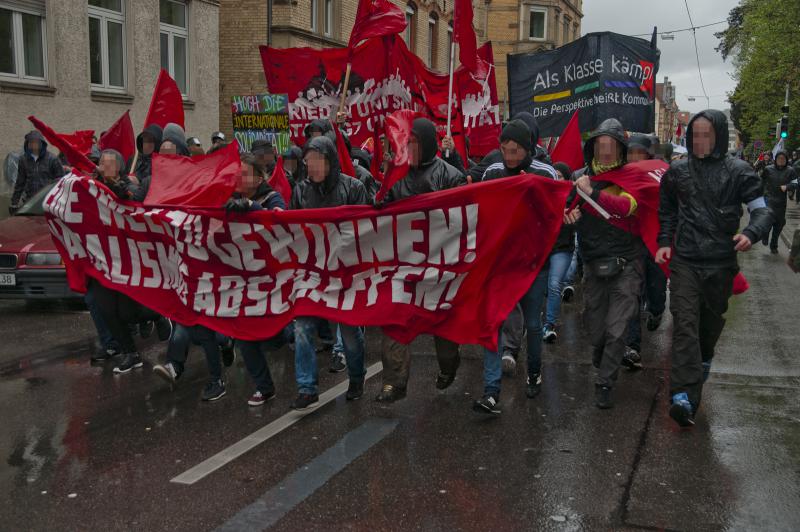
[225,196,253,212]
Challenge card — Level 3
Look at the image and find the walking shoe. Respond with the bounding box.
[472,394,501,415]
[221,339,236,367]
[761,237,769,246]
[501,354,517,377]
[435,371,457,390]
[291,393,319,410]
[561,285,575,302]
[702,362,712,383]
[113,352,144,374]
[91,346,119,362]
[646,313,663,331]
[139,321,155,339]
[770,247,779,254]
[153,361,181,384]
[621,347,643,371]
[594,385,613,409]
[592,348,603,369]
[542,325,557,343]
[375,384,406,403]
[328,351,346,373]
[247,389,276,406]
[346,380,364,401]
[155,317,173,341]
[526,373,542,398]
[201,379,226,401]
[669,392,695,427]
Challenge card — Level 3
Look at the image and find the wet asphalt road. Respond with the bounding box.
[1,205,799,531]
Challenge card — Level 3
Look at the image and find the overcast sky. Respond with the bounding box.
[582,0,739,113]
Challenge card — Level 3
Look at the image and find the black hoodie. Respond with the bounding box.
[761,149,797,210]
[658,109,773,268]
[11,131,65,206]
[467,111,551,181]
[132,124,163,182]
[290,136,367,209]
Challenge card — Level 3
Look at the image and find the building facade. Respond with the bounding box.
[1,0,220,213]
[655,77,678,142]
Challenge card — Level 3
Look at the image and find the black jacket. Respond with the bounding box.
[11,131,65,205]
[658,109,773,269]
[761,150,797,212]
[290,136,367,209]
[131,124,163,182]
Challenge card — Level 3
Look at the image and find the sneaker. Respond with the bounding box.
[113,352,144,374]
[594,385,613,409]
[526,373,542,398]
[375,384,406,403]
[139,321,155,339]
[561,285,575,302]
[702,362,712,383]
[153,361,180,384]
[435,372,456,390]
[501,354,517,377]
[669,392,695,427]
[646,313,663,331]
[155,317,173,341]
[91,346,119,362]
[770,248,779,254]
[291,393,319,410]
[542,325,557,343]
[201,379,226,401]
[247,389,276,406]
[472,394,501,415]
[221,340,236,367]
[621,347,643,371]
[346,380,364,401]
[328,351,346,373]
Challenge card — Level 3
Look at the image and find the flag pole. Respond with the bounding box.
[445,41,456,158]
[338,62,353,116]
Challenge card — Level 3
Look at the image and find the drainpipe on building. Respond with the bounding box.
[267,0,272,45]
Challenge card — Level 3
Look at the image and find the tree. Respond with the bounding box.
[715,0,800,152]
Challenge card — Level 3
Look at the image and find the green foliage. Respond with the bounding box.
[715,0,800,151]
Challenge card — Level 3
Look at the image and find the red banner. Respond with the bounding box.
[260,38,501,158]
[44,174,571,349]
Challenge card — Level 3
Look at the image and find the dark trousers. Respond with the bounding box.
[626,253,668,351]
[90,279,158,353]
[167,324,226,381]
[237,335,285,394]
[584,259,643,388]
[766,208,786,250]
[381,336,460,389]
[669,262,736,409]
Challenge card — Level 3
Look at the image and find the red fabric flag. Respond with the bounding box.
[675,122,683,139]
[454,0,478,73]
[99,111,136,164]
[348,0,407,49]
[144,69,185,129]
[145,141,240,207]
[370,132,385,183]
[28,116,96,175]
[550,111,583,172]
[269,156,292,206]
[60,130,95,156]
[333,122,357,177]
[375,109,417,202]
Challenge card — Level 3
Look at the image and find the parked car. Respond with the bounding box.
[0,183,81,299]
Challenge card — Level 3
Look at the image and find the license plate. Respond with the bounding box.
[0,273,16,286]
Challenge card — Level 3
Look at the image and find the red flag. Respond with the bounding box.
[60,130,95,156]
[370,132,385,183]
[375,109,417,202]
[333,123,357,177]
[675,122,683,139]
[145,141,239,207]
[99,111,135,164]
[269,156,292,206]
[144,69,185,129]
[454,0,478,73]
[550,111,583,172]
[28,116,96,175]
[348,0,407,49]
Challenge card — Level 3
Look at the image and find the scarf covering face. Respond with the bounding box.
[591,158,623,175]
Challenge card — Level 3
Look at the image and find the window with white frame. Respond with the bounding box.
[0,1,47,83]
[527,6,546,40]
[159,0,187,95]
[310,0,318,32]
[323,0,332,36]
[405,3,416,49]
[427,14,437,68]
[88,0,126,91]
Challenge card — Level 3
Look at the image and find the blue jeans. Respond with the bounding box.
[332,325,344,354]
[166,324,228,380]
[483,270,548,397]
[544,251,573,327]
[85,284,118,351]
[563,237,581,286]
[295,318,365,395]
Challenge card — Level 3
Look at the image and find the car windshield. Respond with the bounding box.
[15,182,56,216]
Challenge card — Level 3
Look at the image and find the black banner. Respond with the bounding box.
[508,31,659,137]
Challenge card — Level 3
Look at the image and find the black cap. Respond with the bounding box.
[500,119,533,153]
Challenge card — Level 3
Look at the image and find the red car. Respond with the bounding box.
[0,183,81,299]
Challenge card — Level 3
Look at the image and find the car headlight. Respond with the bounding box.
[26,253,63,266]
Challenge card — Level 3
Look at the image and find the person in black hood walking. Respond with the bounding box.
[131,124,163,183]
[468,111,551,182]
[10,131,65,214]
[656,109,773,427]
[760,150,796,253]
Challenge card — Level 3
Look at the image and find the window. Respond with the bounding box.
[527,6,546,40]
[159,0,187,95]
[573,24,579,42]
[323,0,332,36]
[562,16,570,45]
[310,0,318,32]
[310,0,333,37]
[428,13,438,69]
[0,2,47,83]
[405,3,416,49]
[88,0,126,91]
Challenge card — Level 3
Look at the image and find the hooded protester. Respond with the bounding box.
[376,118,466,404]
[251,139,277,175]
[132,124,163,183]
[760,150,797,253]
[340,130,380,199]
[303,119,336,143]
[468,111,551,181]
[627,134,655,162]
[656,110,773,427]
[288,135,368,410]
[283,145,305,187]
[10,130,65,214]
[160,123,190,156]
